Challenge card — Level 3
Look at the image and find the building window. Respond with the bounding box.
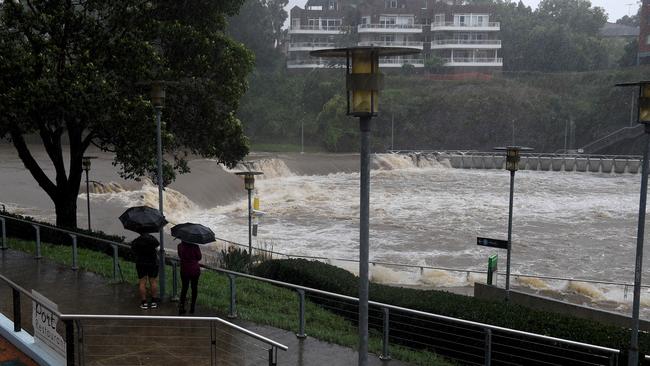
[434,14,445,25]
[329,0,337,10]
[391,0,398,8]
[422,0,427,9]
[646,34,650,45]
[361,16,370,24]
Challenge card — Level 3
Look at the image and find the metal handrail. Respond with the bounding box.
[358,23,423,30]
[0,273,63,317]
[431,21,500,28]
[443,57,503,63]
[432,39,501,45]
[358,41,424,47]
[197,263,620,356]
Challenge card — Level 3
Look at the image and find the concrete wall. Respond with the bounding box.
[474,283,650,331]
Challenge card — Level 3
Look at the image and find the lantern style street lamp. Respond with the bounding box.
[151,81,167,301]
[235,171,263,273]
[494,146,532,300]
[616,81,650,366]
[82,156,97,231]
[310,46,420,366]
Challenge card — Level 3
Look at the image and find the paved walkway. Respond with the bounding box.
[0,249,409,366]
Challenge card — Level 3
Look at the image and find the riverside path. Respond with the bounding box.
[0,248,407,366]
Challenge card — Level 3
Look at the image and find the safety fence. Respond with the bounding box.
[0,273,287,366]
[0,213,625,365]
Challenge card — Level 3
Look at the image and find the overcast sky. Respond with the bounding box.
[285,0,639,23]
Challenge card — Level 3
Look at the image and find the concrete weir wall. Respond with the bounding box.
[440,153,641,174]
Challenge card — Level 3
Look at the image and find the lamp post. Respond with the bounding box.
[616,81,650,366]
[151,81,166,301]
[310,46,420,366]
[494,145,532,301]
[235,171,263,273]
[82,156,97,231]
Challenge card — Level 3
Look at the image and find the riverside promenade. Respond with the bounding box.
[0,249,405,365]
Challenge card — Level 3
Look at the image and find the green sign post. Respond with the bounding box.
[487,254,498,286]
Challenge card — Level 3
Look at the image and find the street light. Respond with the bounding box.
[494,145,532,301]
[151,81,167,301]
[235,171,263,273]
[82,156,97,231]
[310,46,420,366]
[616,81,650,366]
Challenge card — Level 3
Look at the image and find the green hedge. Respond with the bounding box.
[255,259,649,363]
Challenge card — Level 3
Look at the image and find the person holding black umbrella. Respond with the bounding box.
[132,232,161,310]
[119,206,167,310]
[171,223,214,315]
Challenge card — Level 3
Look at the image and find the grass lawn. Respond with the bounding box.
[6,238,452,366]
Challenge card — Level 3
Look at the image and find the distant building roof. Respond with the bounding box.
[600,22,639,38]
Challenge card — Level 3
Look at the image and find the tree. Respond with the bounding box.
[0,0,254,228]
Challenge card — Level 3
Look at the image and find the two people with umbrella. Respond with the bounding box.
[120,206,215,314]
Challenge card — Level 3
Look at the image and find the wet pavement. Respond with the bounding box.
[0,249,409,365]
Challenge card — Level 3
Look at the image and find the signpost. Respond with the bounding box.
[487,255,498,285]
[32,290,66,359]
[477,237,508,250]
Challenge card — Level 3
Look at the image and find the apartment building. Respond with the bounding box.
[286,0,502,72]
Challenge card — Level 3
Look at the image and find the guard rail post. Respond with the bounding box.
[609,352,618,366]
[380,307,391,360]
[65,319,75,366]
[210,321,217,365]
[228,274,237,319]
[69,234,78,270]
[0,217,6,250]
[12,288,21,332]
[33,225,41,259]
[296,289,306,339]
[268,347,278,366]
[111,245,118,282]
[485,328,492,366]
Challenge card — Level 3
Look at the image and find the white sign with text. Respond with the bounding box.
[31,290,66,358]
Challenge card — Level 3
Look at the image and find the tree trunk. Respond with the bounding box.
[54,192,78,229]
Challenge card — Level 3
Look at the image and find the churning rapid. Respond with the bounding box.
[1,144,648,317]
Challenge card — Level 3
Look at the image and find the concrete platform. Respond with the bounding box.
[0,249,408,366]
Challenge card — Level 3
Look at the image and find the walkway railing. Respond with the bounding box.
[0,214,624,365]
[0,273,287,366]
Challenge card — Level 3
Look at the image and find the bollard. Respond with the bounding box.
[484,328,492,366]
[172,260,179,301]
[1,217,6,250]
[69,234,78,270]
[33,225,41,259]
[296,289,306,339]
[228,274,237,319]
[12,288,21,332]
[379,307,391,360]
[112,245,118,282]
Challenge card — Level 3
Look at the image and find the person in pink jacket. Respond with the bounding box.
[177,241,202,315]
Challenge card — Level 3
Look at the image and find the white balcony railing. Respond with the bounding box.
[286,59,344,68]
[288,25,343,34]
[288,42,337,51]
[379,58,425,67]
[431,21,500,31]
[442,57,503,66]
[357,40,424,49]
[431,39,502,49]
[358,23,423,33]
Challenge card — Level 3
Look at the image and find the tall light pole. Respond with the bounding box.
[616,81,650,366]
[151,81,166,301]
[235,171,263,273]
[494,146,532,301]
[310,46,420,366]
[82,156,97,231]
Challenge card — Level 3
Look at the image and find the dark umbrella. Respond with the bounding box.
[171,223,215,244]
[119,206,167,233]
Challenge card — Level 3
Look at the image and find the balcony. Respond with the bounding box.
[288,25,343,34]
[358,40,424,50]
[358,23,423,33]
[431,21,500,32]
[442,57,503,67]
[288,42,337,52]
[431,39,502,50]
[379,58,425,68]
[286,59,344,69]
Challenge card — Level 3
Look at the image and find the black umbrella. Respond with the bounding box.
[171,223,215,244]
[119,206,167,233]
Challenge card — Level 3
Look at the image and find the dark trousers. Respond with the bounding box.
[180,273,199,313]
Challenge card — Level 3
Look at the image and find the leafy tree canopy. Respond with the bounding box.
[0,0,254,228]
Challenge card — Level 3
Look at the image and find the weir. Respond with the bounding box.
[393,151,643,174]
